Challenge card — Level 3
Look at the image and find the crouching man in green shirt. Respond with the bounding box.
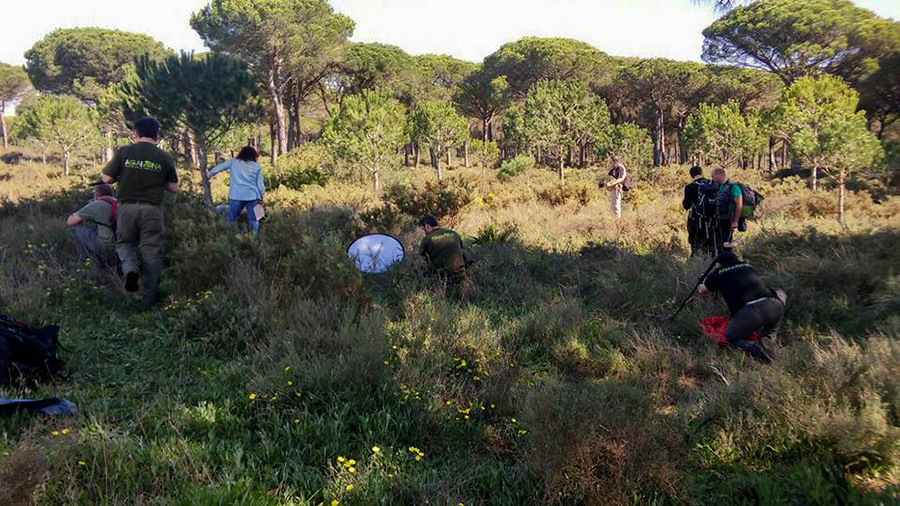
[101,117,179,307]
[67,182,118,272]
[418,215,469,298]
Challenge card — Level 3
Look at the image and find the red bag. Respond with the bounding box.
[700,316,758,344]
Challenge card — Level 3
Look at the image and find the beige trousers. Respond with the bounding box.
[609,186,623,219]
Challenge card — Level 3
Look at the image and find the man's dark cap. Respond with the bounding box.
[418,215,438,227]
[715,250,740,266]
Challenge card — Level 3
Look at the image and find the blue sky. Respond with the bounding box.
[2,0,899,66]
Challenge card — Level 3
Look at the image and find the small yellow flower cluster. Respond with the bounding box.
[336,456,357,473]
[51,428,71,436]
[408,446,425,461]
[371,446,381,453]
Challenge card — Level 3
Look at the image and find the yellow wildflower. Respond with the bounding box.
[345,484,354,491]
[337,456,346,463]
[51,430,59,436]
[249,393,257,400]
[61,428,70,435]
[348,467,356,473]
[372,446,381,453]
[78,461,86,466]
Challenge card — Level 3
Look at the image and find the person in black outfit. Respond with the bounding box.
[697,251,787,363]
[682,165,715,256]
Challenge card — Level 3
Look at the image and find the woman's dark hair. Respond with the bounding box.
[689,165,703,177]
[237,146,259,162]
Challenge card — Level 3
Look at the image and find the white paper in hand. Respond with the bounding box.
[348,234,405,274]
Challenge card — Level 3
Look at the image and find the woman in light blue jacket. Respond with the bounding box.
[209,146,266,232]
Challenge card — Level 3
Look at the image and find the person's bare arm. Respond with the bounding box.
[697,284,709,296]
[732,195,743,229]
[101,174,115,184]
[167,181,180,193]
[66,213,83,226]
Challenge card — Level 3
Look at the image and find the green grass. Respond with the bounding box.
[1,157,899,505]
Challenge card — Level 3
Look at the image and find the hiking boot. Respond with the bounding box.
[124,271,139,292]
[734,340,773,364]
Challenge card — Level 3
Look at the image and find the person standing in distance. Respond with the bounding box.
[101,117,179,307]
[604,156,628,220]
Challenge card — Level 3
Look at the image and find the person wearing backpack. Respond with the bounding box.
[711,167,742,252]
[66,182,118,271]
[682,165,717,256]
[604,156,631,220]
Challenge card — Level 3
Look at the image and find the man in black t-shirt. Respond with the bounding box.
[697,251,787,363]
[101,117,179,306]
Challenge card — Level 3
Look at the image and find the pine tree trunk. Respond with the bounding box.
[0,105,8,150]
[414,142,420,169]
[653,103,666,166]
[105,131,114,163]
[838,173,845,223]
[780,141,787,170]
[373,169,380,198]
[435,151,443,181]
[63,147,70,177]
[270,120,278,165]
[464,140,470,168]
[267,63,288,156]
[558,151,564,183]
[447,149,452,169]
[768,137,777,172]
[579,144,586,168]
[197,139,213,209]
[404,144,410,166]
[810,166,818,192]
[487,120,494,142]
[482,117,488,143]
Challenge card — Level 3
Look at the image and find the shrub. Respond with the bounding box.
[497,155,534,181]
[383,178,473,223]
[265,144,331,190]
[536,184,592,206]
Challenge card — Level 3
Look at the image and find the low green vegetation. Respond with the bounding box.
[0,155,898,504]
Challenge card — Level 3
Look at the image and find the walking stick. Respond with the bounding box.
[669,256,719,321]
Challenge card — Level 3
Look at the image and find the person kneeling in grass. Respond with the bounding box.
[67,182,118,273]
[209,146,266,235]
[696,251,787,363]
[418,215,469,297]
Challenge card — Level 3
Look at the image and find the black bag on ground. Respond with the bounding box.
[0,314,64,386]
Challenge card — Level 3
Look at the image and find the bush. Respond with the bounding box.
[383,178,473,223]
[265,144,331,190]
[536,184,592,206]
[497,155,535,181]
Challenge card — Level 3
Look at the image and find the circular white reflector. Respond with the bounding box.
[348,234,405,274]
